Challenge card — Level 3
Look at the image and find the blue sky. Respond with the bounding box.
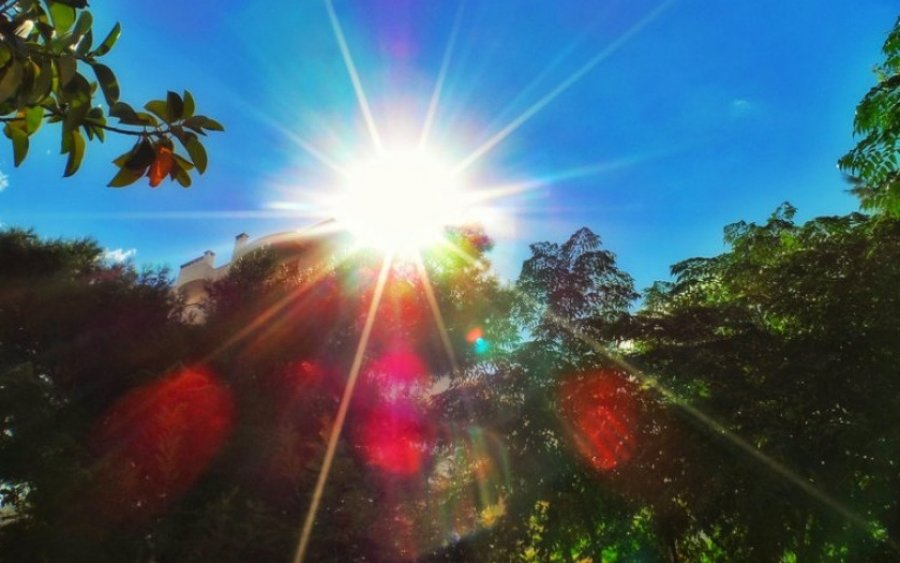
[0,0,897,290]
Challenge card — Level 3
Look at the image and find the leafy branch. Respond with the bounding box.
[0,0,223,188]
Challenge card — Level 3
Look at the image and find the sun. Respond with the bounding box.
[333,148,467,254]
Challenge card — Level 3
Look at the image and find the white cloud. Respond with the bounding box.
[102,248,137,263]
[730,98,757,117]
[0,170,8,192]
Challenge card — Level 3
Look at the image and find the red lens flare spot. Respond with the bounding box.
[366,346,428,388]
[559,370,637,471]
[465,327,483,344]
[88,365,234,523]
[355,403,434,476]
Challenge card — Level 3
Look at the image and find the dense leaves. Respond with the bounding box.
[0,1,221,188]
[628,206,900,561]
[2,204,900,561]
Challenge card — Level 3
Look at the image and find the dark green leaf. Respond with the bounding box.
[182,90,195,119]
[93,22,121,57]
[91,63,119,105]
[124,138,155,170]
[72,10,92,38]
[107,166,143,188]
[200,116,224,131]
[182,116,208,134]
[185,135,207,173]
[26,60,53,104]
[56,55,76,86]
[172,152,195,171]
[0,60,23,103]
[63,129,85,177]
[109,101,157,126]
[172,162,192,187]
[166,91,183,121]
[0,46,11,69]
[75,29,93,57]
[53,0,88,7]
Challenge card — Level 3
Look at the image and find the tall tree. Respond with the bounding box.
[840,17,900,214]
[631,205,900,560]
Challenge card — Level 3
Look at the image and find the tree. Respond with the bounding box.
[0,228,192,561]
[430,228,660,561]
[630,205,900,560]
[839,17,900,214]
[0,1,222,188]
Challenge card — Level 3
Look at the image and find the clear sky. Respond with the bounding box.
[0,0,897,290]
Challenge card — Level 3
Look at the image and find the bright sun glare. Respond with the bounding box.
[334,149,466,254]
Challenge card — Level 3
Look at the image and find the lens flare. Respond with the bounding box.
[559,369,637,471]
[87,366,234,524]
[354,401,435,476]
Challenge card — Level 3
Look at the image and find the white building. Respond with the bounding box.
[174,222,343,319]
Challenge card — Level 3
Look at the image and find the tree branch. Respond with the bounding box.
[1,109,173,137]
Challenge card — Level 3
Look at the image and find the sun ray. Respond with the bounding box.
[531,301,900,552]
[325,0,383,152]
[230,95,350,176]
[419,1,466,150]
[201,243,354,363]
[481,29,590,140]
[453,0,675,173]
[466,155,653,205]
[293,253,394,563]
[437,237,482,267]
[414,254,459,373]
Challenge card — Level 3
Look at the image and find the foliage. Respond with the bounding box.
[630,206,900,560]
[0,0,222,188]
[3,208,900,561]
[839,17,900,214]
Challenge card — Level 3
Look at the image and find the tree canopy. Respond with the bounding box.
[0,0,222,188]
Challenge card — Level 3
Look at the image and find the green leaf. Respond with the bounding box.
[63,129,85,177]
[182,116,208,134]
[93,22,121,57]
[109,101,157,126]
[72,9,92,38]
[185,135,207,173]
[48,2,77,34]
[26,60,53,104]
[107,166,143,188]
[172,152,194,171]
[166,91,184,121]
[172,162,192,187]
[24,105,43,135]
[5,124,29,166]
[144,99,169,122]
[75,29,93,57]
[0,46,11,69]
[124,138,155,170]
[182,90,195,119]
[0,60,23,104]
[91,63,119,105]
[109,101,137,120]
[56,55,76,86]
[200,116,224,131]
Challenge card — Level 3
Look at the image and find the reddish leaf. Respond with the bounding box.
[148,145,173,187]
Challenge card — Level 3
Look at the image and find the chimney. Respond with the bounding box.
[233,232,250,259]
